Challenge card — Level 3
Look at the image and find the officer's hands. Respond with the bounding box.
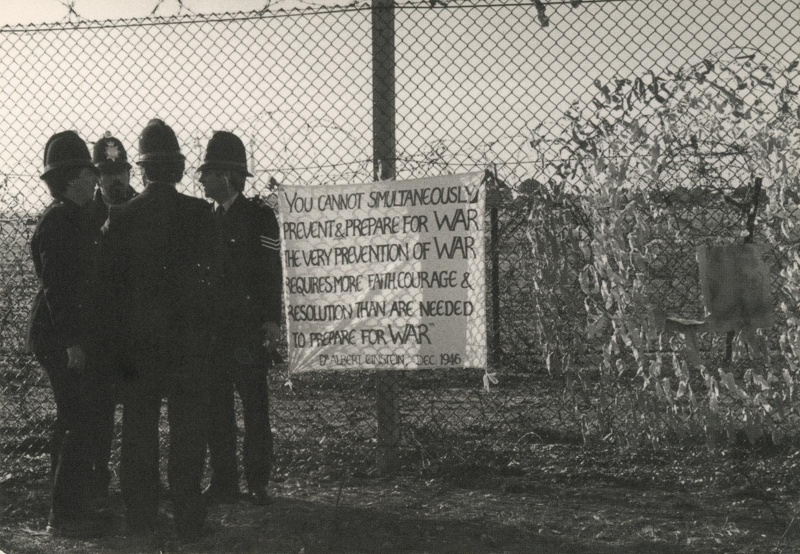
[263,321,280,353]
[66,345,86,371]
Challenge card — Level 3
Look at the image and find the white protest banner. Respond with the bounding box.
[278,172,487,373]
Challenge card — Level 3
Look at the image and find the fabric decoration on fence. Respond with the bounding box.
[278,172,487,373]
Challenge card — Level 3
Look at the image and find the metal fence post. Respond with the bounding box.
[490,202,500,364]
[484,170,501,365]
[372,0,400,474]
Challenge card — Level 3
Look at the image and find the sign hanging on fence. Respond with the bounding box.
[697,243,773,333]
[278,172,487,373]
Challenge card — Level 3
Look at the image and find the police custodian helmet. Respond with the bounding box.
[137,118,184,165]
[41,131,98,180]
[92,133,132,173]
[197,131,253,177]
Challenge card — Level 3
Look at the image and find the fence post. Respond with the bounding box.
[484,170,501,364]
[372,0,400,474]
[490,202,500,364]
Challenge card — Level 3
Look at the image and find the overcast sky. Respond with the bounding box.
[0,0,291,26]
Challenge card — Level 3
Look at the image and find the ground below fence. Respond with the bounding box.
[3,441,800,553]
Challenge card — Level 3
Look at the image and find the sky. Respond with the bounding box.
[0,0,796,213]
[0,0,298,26]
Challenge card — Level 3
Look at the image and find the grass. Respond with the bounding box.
[2,438,800,553]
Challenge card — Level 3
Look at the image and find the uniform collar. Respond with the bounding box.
[59,197,82,211]
[216,192,239,214]
[144,181,177,193]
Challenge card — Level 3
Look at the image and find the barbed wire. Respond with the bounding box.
[150,0,196,16]
[55,0,80,21]
[43,0,646,26]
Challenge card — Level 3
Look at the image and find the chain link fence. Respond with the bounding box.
[1,0,799,479]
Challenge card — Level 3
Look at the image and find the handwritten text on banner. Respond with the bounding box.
[278,172,487,373]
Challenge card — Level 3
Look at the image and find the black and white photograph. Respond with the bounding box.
[0,0,798,552]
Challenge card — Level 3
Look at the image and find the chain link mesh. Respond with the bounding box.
[1,0,798,477]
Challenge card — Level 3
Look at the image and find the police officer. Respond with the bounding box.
[198,131,282,506]
[89,133,137,230]
[85,132,136,503]
[98,119,214,541]
[27,131,102,538]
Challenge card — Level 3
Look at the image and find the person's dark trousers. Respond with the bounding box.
[86,373,116,497]
[168,373,211,538]
[120,377,161,530]
[206,365,238,493]
[120,340,210,538]
[33,342,94,525]
[49,416,67,480]
[207,334,273,494]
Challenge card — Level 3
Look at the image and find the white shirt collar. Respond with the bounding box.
[216,193,239,214]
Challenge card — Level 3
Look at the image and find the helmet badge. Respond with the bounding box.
[105,140,120,162]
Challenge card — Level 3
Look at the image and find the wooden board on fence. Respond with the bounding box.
[697,244,773,333]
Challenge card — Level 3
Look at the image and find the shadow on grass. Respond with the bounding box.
[0,487,692,554]
[260,496,691,554]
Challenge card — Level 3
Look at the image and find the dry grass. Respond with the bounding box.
[3,440,800,554]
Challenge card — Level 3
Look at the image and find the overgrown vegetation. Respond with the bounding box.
[524,47,800,447]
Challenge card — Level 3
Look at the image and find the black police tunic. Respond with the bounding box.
[99,182,215,362]
[87,185,137,231]
[26,198,100,354]
[213,194,282,340]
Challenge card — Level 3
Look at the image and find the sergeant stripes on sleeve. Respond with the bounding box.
[260,235,280,250]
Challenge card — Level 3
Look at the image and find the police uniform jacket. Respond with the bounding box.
[26,198,100,354]
[88,186,137,231]
[214,194,281,341]
[98,182,215,366]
